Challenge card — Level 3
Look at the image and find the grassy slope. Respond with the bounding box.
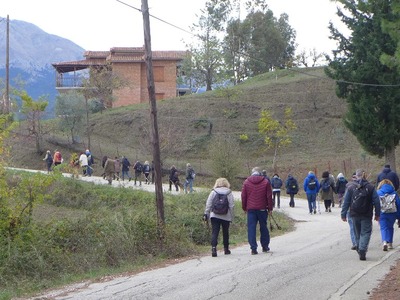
[6,67,386,186]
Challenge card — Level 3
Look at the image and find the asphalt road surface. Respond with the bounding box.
[18,171,400,300]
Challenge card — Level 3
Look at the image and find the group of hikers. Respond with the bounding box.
[43,150,400,261]
[203,165,400,261]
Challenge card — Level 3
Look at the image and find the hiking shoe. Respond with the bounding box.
[328,208,331,212]
[358,250,366,261]
[224,249,231,255]
[351,245,357,250]
[262,247,270,253]
[313,209,316,214]
[388,243,393,249]
[325,209,328,212]
[251,249,258,255]
[212,247,217,257]
[383,242,388,251]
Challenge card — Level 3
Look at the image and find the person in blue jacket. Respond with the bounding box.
[303,171,320,214]
[376,179,400,251]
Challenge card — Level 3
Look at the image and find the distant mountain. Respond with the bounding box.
[0,17,85,118]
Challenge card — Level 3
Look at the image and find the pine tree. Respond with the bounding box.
[325,0,400,169]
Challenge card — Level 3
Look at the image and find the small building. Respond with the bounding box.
[52,47,188,107]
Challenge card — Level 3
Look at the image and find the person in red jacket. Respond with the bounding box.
[241,167,273,255]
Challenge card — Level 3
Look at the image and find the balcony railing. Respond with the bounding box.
[56,76,85,88]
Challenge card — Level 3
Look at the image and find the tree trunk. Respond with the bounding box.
[385,147,397,173]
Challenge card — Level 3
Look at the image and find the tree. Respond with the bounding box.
[258,107,296,171]
[380,1,400,70]
[186,0,233,90]
[55,91,86,144]
[223,6,296,78]
[19,91,48,153]
[325,0,400,170]
[81,65,125,111]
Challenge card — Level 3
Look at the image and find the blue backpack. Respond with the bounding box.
[321,179,331,192]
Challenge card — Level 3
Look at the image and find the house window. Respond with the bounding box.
[154,66,165,82]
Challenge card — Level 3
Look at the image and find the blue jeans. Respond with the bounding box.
[122,170,131,180]
[347,211,356,246]
[247,210,270,251]
[87,165,93,176]
[307,193,317,213]
[379,213,397,243]
[352,216,373,252]
[184,178,194,193]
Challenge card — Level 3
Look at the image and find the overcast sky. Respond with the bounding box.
[2,0,342,55]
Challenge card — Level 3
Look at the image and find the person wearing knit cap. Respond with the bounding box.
[341,169,381,261]
[335,173,348,208]
[376,164,399,191]
[303,171,320,214]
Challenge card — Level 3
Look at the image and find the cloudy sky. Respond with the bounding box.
[2,0,342,55]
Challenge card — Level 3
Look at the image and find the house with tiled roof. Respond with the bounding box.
[52,47,188,107]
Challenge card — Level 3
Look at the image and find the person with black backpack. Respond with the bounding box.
[319,171,336,212]
[336,173,348,208]
[341,169,381,261]
[133,160,143,186]
[285,174,299,208]
[203,178,234,257]
[271,174,283,208]
[303,171,320,214]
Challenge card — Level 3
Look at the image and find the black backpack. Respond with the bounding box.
[321,179,331,192]
[135,162,143,172]
[308,178,317,190]
[288,178,298,193]
[212,190,230,215]
[350,183,371,215]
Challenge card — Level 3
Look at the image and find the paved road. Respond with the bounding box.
[17,170,400,300]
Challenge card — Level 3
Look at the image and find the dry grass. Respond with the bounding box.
[5,67,387,185]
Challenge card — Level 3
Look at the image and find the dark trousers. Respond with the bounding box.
[324,199,332,210]
[289,194,295,207]
[211,217,230,249]
[169,180,179,191]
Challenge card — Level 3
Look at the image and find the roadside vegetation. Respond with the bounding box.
[0,169,294,300]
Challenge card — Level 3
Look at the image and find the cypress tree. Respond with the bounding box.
[325,0,400,169]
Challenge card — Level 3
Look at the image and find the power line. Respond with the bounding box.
[115,0,400,88]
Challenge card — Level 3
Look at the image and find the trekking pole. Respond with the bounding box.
[270,213,282,230]
[269,217,274,232]
[317,194,321,214]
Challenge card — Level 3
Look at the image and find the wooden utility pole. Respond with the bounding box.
[141,0,165,225]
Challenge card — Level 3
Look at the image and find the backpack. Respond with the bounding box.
[135,162,143,172]
[288,178,298,193]
[350,183,371,215]
[272,177,283,189]
[212,190,230,215]
[321,179,331,192]
[308,178,317,190]
[143,164,150,173]
[380,193,397,213]
[46,154,53,163]
[189,169,195,179]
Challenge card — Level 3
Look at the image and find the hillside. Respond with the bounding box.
[5,67,387,188]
